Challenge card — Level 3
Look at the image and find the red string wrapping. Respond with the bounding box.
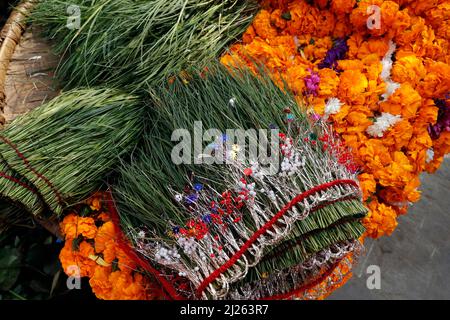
[0,171,38,194]
[0,136,64,205]
[105,190,185,300]
[196,179,358,298]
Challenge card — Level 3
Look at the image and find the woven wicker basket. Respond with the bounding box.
[0,0,59,127]
[0,0,60,235]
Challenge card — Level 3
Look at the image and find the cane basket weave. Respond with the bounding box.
[0,0,60,234]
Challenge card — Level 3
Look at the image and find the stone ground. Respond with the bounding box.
[329,157,450,300]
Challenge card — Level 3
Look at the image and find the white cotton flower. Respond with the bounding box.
[366,112,402,137]
[380,58,393,81]
[324,98,343,115]
[385,40,396,58]
[426,148,435,163]
[379,40,399,101]
[380,41,396,81]
[381,81,401,101]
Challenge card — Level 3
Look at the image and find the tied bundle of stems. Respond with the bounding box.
[0,88,145,217]
[30,0,258,91]
[113,64,366,298]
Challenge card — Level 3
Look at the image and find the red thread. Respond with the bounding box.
[196,179,358,298]
[105,190,185,301]
[0,172,38,194]
[0,136,64,205]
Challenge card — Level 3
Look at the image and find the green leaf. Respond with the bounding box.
[0,247,21,291]
[44,236,53,245]
[281,11,292,20]
[50,270,61,298]
[14,236,20,247]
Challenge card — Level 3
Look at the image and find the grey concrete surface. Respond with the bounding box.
[329,157,450,300]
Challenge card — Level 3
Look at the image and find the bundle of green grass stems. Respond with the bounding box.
[30,0,258,90]
[112,66,367,299]
[0,0,367,300]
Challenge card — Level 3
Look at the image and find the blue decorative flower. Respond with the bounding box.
[318,37,348,70]
[186,193,198,204]
[221,133,228,142]
[172,226,180,234]
[194,183,203,191]
[202,214,212,224]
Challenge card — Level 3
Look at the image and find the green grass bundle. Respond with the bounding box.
[0,88,145,216]
[112,65,367,299]
[30,0,258,90]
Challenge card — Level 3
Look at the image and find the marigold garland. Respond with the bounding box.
[59,194,164,300]
[221,0,450,238]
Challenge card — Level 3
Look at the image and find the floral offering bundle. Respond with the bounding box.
[0,88,144,218]
[31,0,259,90]
[0,0,448,302]
[107,65,367,299]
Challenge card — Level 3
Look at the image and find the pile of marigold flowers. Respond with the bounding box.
[59,193,163,300]
[221,0,450,238]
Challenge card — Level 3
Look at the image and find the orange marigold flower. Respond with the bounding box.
[417,61,450,98]
[315,10,337,38]
[95,221,116,253]
[382,120,413,151]
[89,266,113,300]
[61,213,97,240]
[331,0,356,15]
[59,240,97,278]
[375,151,414,188]
[286,1,320,36]
[270,9,287,29]
[380,83,422,119]
[358,139,392,172]
[242,25,256,44]
[409,0,439,16]
[358,173,377,201]
[252,10,278,39]
[391,55,427,86]
[89,196,102,211]
[318,68,339,96]
[338,69,368,104]
[364,199,398,238]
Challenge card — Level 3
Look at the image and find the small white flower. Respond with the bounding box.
[324,98,343,115]
[229,97,236,108]
[381,81,400,101]
[379,40,400,100]
[138,230,146,238]
[366,112,402,137]
[426,148,434,163]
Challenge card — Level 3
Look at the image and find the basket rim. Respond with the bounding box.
[0,0,37,126]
